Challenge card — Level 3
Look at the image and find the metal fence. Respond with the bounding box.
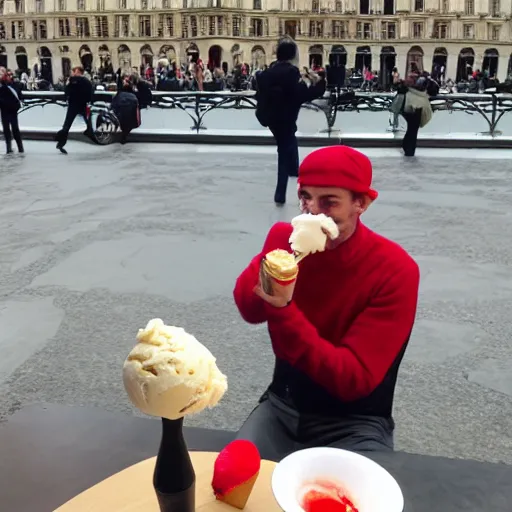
[17,90,512,145]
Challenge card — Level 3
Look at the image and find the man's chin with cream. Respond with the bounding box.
[298,185,373,250]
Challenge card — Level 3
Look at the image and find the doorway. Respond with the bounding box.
[208,45,222,69]
[380,47,396,90]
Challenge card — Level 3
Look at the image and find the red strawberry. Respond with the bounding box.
[212,440,261,497]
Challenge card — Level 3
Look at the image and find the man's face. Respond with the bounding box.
[298,186,371,243]
[4,71,13,83]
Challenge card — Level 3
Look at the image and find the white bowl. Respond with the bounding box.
[271,447,404,512]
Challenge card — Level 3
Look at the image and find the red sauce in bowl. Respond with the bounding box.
[301,481,359,512]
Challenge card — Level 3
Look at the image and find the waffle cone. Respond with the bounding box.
[217,472,259,510]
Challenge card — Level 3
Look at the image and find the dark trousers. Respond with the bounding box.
[269,126,299,204]
[56,105,94,148]
[236,392,394,462]
[1,110,23,151]
[401,109,422,157]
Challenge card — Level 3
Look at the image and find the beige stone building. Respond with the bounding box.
[0,0,511,85]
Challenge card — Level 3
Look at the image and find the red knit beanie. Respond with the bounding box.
[298,146,378,201]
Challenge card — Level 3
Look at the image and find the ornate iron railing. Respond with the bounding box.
[16,90,512,145]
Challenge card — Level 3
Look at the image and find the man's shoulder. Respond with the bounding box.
[369,229,419,276]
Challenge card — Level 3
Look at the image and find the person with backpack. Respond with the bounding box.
[255,40,325,205]
[390,72,433,157]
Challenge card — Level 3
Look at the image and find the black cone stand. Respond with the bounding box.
[153,418,195,512]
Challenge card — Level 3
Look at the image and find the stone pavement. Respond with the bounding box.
[0,142,511,465]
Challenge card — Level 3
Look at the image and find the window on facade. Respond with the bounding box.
[359,0,369,14]
[119,0,127,7]
[381,21,396,39]
[58,0,65,10]
[412,21,423,38]
[441,0,448,12]
[383,0,393,14]
[32,19,47,39]
[115,15,129,36]
[464,0,474,14]
[334,0,342,11]
[250,18,263,36]
[463,24,474,38]
[331,20,347,38]
[77,0,85,10]
[11,20,25,39]
[208,16,215,35]
[283,19,297,38]
[0,23,5,39]
[434,22,449,38]
[312,0,319,11]
[181,15,188,37]
[15,0,24,12]
[414,0,423,11]
[139,15,151,36]
[356,21,372,39]
[253,0,261,8]
[76,17,90,37]
[59,18,70,36]
[97,0,104,9]
[217,15,223,34]
[491,24,500,40]
[309,20,323,37]
[190,15,197,36]
[288,0,295,9]
[141,0,148,8]
[162,0,169,6]
[166,15,173,35]
[35,0,44,13]
[491,0,499,16]
[0,1,3,14]
[182,0,187,7]
[96,16,108,36]
[232,16,241,36]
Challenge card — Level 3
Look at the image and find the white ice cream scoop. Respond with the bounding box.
[289,213,339,261]
[123,318,227,420]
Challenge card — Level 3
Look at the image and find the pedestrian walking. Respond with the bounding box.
[255,39,326,205]
[56,66,94,154]
[0,67,24,155]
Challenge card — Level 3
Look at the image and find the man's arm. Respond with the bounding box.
[233,222,293,324]
[264,260,420,401]
[295,75,326,105]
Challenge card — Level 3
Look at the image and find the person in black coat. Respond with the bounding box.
[0,67,24,154]
[135,75,152,109]
[255,40,326,205]
[111,76,140,144]
[56,66,94,154]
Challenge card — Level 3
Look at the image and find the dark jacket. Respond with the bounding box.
[136,80,152,109]
[112,88,140,132]
[65,75,93,109]
[0,81,23,113]
[255,61,326,131]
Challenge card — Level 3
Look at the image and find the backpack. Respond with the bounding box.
[426,78,440,97]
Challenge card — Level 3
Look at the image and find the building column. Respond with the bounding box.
[498,54,508,81]
[6,45,17,72]
[396,49,408,77]
[446,49,458,81]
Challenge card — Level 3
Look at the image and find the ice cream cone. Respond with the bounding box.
[260,249,298,294]
[217,472,259,510]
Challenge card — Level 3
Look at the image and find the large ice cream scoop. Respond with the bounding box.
[289,213,339,261]
[123,318,227,420]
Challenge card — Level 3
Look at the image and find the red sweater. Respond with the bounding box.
[234,220,420,412]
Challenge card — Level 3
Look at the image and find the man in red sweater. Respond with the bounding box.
[234,145,420,461]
